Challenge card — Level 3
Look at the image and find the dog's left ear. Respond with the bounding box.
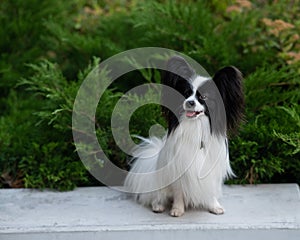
[165,56,195,84]
[213,66,245,135]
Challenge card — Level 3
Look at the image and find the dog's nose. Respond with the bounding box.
[186,100,195,107]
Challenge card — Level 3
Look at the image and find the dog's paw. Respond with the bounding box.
[209,206,224,215]
[170,208,184,217]
[152,204,165,213]
[209,198,225,215]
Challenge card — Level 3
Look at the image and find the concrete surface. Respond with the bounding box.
[0,184,299,239]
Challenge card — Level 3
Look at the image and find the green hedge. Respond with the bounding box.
[0,0,299,189]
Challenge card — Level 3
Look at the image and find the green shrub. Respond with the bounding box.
[0,0,71,90]
[0,91,45,188]
[229,65,300,184]
[1,0,299,189]
[0,61,91,190]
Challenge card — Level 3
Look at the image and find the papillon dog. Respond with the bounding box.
[124,56,244,217]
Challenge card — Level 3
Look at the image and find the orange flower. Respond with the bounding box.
[226,5,242,13]
[291,34,300,41]
[286,52,300,65]
[262,18,294,37]
[262,18,273,27]
[273,19,294,31]
[236,0,252,9]
[226,0,252,14]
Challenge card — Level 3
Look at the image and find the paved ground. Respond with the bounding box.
[0,184,299,239]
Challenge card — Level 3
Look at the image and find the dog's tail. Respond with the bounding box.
[123,136,165,204]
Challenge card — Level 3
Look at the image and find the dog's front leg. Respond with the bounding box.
[170,187,185,217]
[208,197,225,215]
[152,198,166,213]
[151,190,167,213]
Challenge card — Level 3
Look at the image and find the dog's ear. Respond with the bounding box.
[164,56,195,87]
[213,66,245,135]
[162,56,195,134]
[162,56,195,111]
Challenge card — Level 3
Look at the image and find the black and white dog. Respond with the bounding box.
[124,56,244,217]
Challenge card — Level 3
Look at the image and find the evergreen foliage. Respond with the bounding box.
[0,0,299,189]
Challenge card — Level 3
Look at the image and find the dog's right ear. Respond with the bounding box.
[164,56,195,87]
[162,56,195,135]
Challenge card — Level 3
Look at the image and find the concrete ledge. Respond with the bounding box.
[0,184,299,239]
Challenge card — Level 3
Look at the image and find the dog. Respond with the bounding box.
[124,56,244,217]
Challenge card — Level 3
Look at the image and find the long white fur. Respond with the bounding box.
[124,77,234,214]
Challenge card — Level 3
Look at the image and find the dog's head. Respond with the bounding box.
[162,56,244,136]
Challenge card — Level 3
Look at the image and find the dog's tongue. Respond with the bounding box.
[186,111,196,117]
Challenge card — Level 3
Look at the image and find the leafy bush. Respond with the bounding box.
[0,0,299,189]
[229,65,300,184]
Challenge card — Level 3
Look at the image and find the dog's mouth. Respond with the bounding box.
[185,110,203,118]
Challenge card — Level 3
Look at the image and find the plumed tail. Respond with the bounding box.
[124,136,165,201]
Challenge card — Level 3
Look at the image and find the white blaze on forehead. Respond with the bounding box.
[192,75,210,90]
[184,77,207,113]
[183,75,209,114]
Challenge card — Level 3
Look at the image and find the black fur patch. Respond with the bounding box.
[213,66,245,136]
[162,56,195,135]
[197,80,226,136]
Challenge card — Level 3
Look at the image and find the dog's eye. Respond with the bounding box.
[196,90,207,101]
[199,95,207,100]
